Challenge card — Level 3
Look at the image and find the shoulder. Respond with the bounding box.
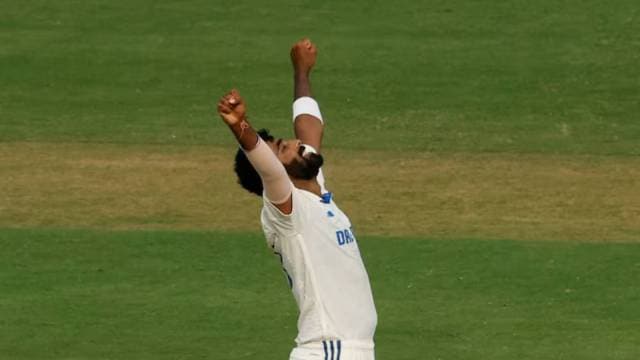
[261,187,316,232]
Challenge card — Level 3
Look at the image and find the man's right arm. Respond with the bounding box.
[217,89,293,214]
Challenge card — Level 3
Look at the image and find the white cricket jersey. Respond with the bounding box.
[260,170,377,346]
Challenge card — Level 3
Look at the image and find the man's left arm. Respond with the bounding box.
[291,38,324,152]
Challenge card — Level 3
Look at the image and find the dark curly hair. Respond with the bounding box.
[234,129,324,197]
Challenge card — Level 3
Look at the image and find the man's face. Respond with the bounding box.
[266,138,306,166]
[266,138,321,180]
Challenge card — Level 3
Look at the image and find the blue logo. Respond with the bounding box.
[327,210,335,217]
[320,192,332,204]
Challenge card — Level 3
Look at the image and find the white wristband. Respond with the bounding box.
[293,96,323,123]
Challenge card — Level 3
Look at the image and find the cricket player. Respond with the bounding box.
[216,38,377,360]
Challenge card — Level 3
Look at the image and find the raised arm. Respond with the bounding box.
[217,89,293,214]
[291,38,324,152]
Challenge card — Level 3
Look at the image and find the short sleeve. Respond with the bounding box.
[261,188,308,237]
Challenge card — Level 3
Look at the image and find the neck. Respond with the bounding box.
[292,177,322,197]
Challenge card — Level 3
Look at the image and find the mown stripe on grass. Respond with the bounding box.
[1,228,639,359]
[1,142,639,242]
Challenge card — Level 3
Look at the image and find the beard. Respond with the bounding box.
[284,152,324,180]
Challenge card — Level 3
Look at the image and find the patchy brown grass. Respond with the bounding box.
[1,142,639,242]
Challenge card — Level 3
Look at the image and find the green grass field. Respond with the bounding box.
[2,229,639,359]
[1,0,639,359]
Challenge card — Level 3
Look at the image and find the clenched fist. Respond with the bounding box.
[217,89,246,126]
[291,38,317,74]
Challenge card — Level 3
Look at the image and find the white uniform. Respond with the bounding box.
[261,169,377,360]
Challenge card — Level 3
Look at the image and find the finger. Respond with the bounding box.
[218,102,232,114]
[219,97,231,108]
[229,89,241,105]
[224,91,240,105]
[296,38,308,49]
[222,94,236,107]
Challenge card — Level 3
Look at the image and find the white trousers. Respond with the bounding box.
[289,340,375,360]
